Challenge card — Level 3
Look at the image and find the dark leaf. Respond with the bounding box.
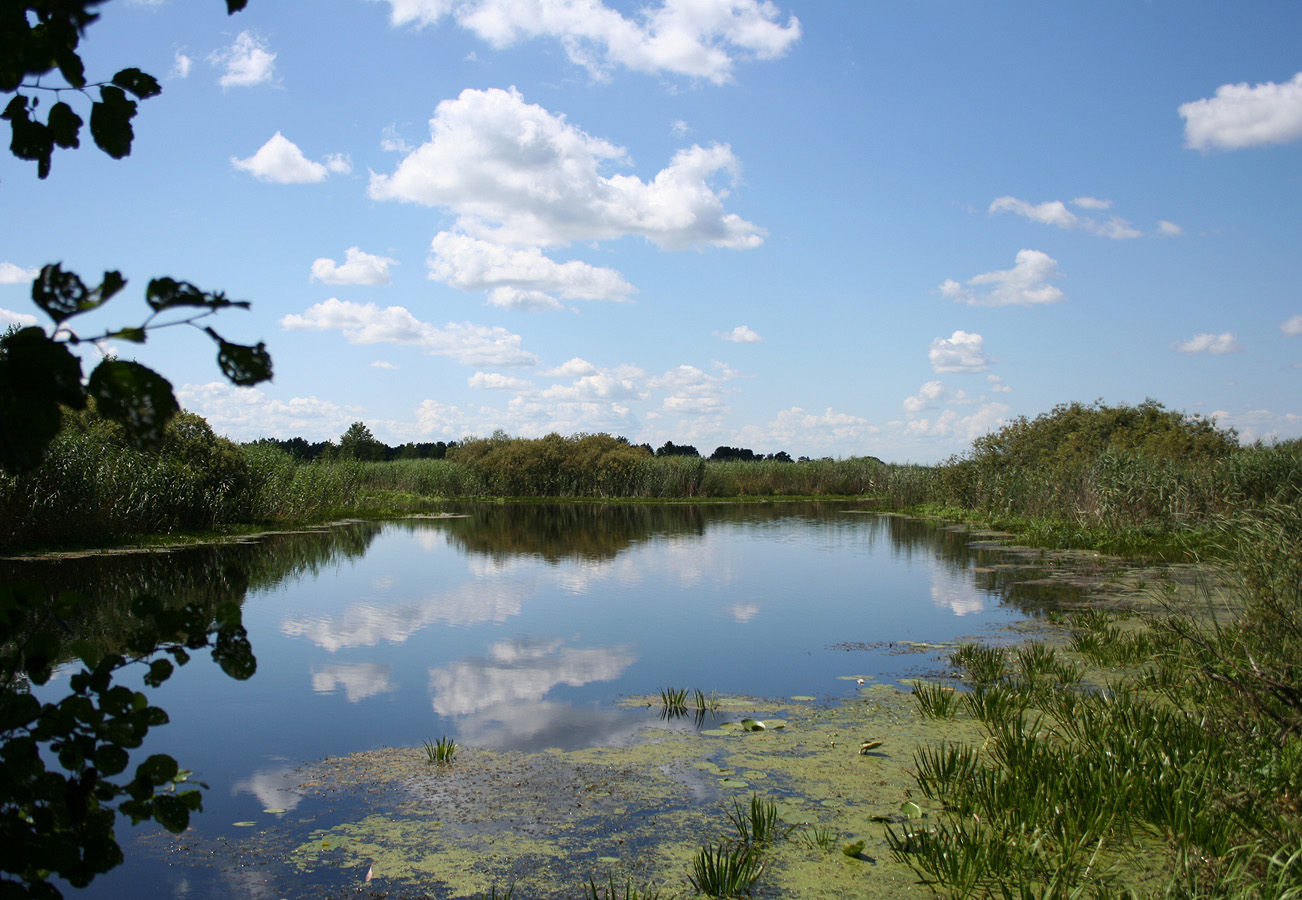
[55,46,87,90]
[86,360,179,452]
[210,333,273,386]
[143,659,174,688]
[0,327,86,472]
[111,68,161,100]
[145,277,248,312]
[96,746,129,778]
[109,326,147,343]
[89,85,137,159]
[227,0,250,12]
[136,754,178,787]
[31,263,125,324]
[152,794,192,833]
[48,101,83,149]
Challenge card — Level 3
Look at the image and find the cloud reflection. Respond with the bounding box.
[231,765,303,813]
[931,567,985,616]
[310,663,395,701]
[280,580,530,650]
[429,636,635,717]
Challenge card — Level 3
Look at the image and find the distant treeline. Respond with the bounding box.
[3,399,1299,556]
[253,422,813,464]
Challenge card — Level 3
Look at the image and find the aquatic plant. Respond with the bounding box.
[422,736,457,765]
[725,794,792,848]
[583,874,664,900]
[910,680,960,719]
[688,843,764,898]
[950,642,1008,685]
[693,689,719,712]
[659,686,689,710]
[799,825,838,852]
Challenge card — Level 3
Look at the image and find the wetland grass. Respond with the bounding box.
[422,736,457,765]
[725,794,792,848]
[583,874,665,900]
[687,843,764,898]
[910,680,961,719]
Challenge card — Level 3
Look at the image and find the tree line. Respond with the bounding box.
[256,422,814,464]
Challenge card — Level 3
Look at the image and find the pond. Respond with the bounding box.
[12,502,1058,898]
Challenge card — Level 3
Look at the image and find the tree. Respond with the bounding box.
[1,4,269,897]
[655,441,701,458]
[337,421,387,461]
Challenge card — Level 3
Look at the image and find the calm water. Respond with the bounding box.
[13,502,1045,898]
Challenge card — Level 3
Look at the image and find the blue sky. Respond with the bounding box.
[3,0,1300,462]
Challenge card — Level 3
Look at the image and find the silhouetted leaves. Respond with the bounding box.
[147,277,248,313]
[89,84,136,159]
[212,332,273,386]
[86,360,180,452]
[33,263,125,324]
[0,326,85,472]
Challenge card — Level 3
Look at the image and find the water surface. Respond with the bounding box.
[12,502,1040,897]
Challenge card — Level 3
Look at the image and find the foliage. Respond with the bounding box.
[2,3,267,897]
[337,422,387,462]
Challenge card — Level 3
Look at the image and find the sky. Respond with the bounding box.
[2,0,1301,463]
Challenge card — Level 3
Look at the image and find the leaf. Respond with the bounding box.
[90,85,137,159]
[145,277,247,312]
[227,0,250,11]
[212,335,273,386]
[86,359,179,452]
[0,327,86,472]
[152,793,192,833]
[48,101,83,149]
[136,754,179,787]
[111,68,161,100]
[32,263,125,324]
[3,95,54,178]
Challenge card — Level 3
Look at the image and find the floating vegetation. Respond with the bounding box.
[800,824,838,852]
[583,874,664,900]
[422,735,458,765]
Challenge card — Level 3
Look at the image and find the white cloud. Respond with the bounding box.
[904,402,1010,443]
[176,382,362,442]
[375,0,801,84]
[1209,408,1302,445]
[1173,332,1243,355]
[371,360,401,370]
[369,87,765,251]
[929,330,989,373]
[751,406,876,452]
[310,247,398,285]
[903,380,945,414]
[986,374,1013,394]
[1157,220,1183,237]
[1180,72,1302,151]
[939,250,1065,307]
[171,51,193,79]
[989,196,1141,239]
[0,308,40,328]
[718,325,761,343]
[469,372,535,391]
[232,133,348,184]
[428,231,635,310]
[647,363,736,416]
[381,124,414,153]
[211,30,277,88]
[542,357,598,378]
[280,298,538,367]
[541,366,649,403]
[0,262,38,284]
[1281,314,1302,337]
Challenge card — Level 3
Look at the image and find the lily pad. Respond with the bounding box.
[232,821,258,827]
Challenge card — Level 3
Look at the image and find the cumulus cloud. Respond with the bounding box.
[232,133,350,184]
[989,196,1142,239]
[929,330,989,373]
[718,325,762,343]
[1157,220,1183,237]
[939,250,1065,307]
[1172,332,1243,355]
[429,231,635,310]
[542,357,598,378]
[750,406,876,453]
[0,262,37,284]
[987,374,1013,394]
[210,30,276,88]
[648,363,737,416]
[903,381,977,414]
[310,247,398,285]
[469,372,534,391]
[904,402,1011,443]
[1180,72,1302,151]
[280,298,538,367]
[176,382,362,442]
[1281,314,1302,337]
[369,87,764,251]
[374,0,801,84]
[0,308,40,328]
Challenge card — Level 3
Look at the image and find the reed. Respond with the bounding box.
[725,794,792,848]
[687,843,764,898]
[421,736,457,765]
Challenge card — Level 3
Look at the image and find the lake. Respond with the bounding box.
[13,502,1048,898]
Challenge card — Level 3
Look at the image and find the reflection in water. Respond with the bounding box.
[281,580,531,650]
[453,700,664,752]
[231,765,305,814]
[931,568,987,616]
[428,637,636,717]
[310,663,396,702]
[728,603,761,623]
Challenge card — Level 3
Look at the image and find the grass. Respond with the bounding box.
[725,794,792,848]
[910,680,961,719]
[687,843,764,898]
[421,736,457,765]
[583,874,664,900]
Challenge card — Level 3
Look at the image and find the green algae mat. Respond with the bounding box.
[183,685,983,899]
